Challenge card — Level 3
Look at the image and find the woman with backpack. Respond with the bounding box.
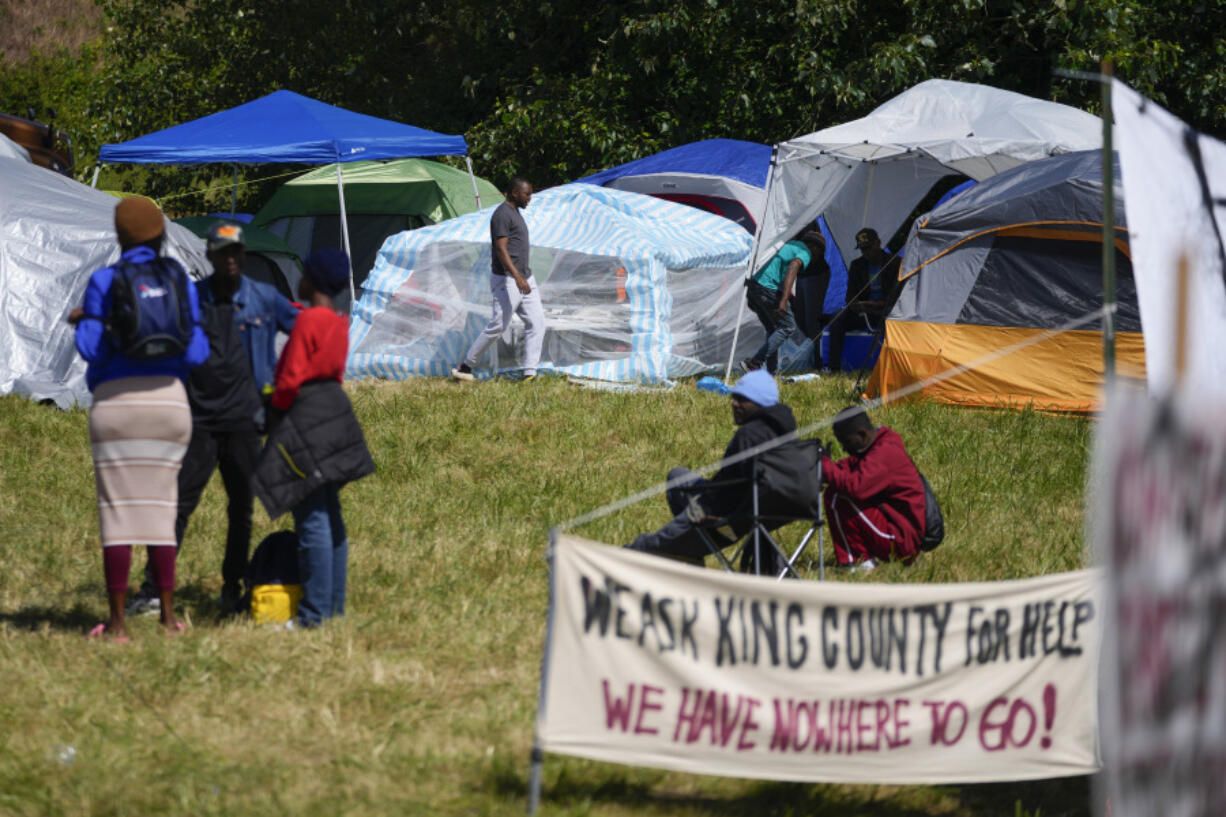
[70,198,208,641]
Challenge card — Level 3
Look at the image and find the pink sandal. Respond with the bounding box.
[163,620,187,637]
[87,623,130,644]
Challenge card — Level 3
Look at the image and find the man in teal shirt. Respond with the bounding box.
[740,230,823,373]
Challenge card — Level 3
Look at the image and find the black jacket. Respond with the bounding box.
[703,403,815,516]
[847,253,902,311]
[252,381,375,519]
[187,279,263,431]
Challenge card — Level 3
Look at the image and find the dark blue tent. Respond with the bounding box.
[98,90,467,164]
[96,90,477,303]
[578,138,769,190]
[575,139,770,233]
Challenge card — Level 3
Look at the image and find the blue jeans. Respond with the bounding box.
[292,484,348,628]
[746,281,798,372]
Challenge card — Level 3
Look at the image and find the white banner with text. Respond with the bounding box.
[537,534,1102,784]
[1095,388,1226,816]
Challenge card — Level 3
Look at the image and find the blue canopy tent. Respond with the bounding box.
[96,90,481,301]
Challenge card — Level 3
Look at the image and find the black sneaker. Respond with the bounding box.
[738,358,763,374]
[125,586,160,616]
[450,363,475,382]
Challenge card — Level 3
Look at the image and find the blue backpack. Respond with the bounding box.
[107,255,195,360]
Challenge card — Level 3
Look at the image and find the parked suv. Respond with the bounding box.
[1,108,73,176]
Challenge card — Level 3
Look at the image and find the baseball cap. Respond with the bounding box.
[730,369,779,408]
[207,223,245,252]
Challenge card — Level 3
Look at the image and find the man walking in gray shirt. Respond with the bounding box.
[451,176,546,381]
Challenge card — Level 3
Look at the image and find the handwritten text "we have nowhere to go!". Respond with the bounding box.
[574,570,1096,758]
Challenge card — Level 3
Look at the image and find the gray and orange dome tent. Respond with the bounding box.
[866,150,1144,413]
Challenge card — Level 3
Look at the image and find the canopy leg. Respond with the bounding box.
[335,163,356,310]
[465,155,483,210]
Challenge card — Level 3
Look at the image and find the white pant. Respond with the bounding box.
[463,273,546,374]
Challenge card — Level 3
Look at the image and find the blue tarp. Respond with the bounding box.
[576,138,771,189]
[99,90,467,165]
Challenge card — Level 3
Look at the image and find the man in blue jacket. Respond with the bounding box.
[129,223,299,616]
[213,224,302,401]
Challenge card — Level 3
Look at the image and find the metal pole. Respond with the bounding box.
[231,165,238,218]
[1101,60,1117,381]
[752,467,762,575]
[816,453,825,582]
[528,528,561,814]
[335,161,356,309]
[464,155,483,210]
[1175,255,1189,385]
[725,146,780,383]
[90,164,101,189]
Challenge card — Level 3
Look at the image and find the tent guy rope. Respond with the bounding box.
[558,304,1113,532]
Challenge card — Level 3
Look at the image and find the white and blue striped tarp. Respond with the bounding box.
[348,183,763,384]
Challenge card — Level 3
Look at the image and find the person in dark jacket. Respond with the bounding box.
[824,228,901,371]
[253,248,374,629]
[129,223,268,617]
[626,370,800,573]
[822,406,926,570]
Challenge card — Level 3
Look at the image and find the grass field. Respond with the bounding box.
[0,373,1095,816]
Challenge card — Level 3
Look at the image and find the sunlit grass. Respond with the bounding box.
[0,374,1093,816]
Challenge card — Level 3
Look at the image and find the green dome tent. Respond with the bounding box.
[253,158,500,297]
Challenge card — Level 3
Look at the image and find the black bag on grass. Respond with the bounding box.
[917,472,945,551]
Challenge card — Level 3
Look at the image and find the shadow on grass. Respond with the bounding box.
[0,581,238,634]
[954,776,1092,817]
[0,601,97,631]
[484,760,940,816]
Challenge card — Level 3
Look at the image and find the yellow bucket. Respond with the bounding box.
[250,583,303,624]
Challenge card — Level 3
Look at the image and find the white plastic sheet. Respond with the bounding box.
[1113,80,1226,395]
[0,157,210,407]
[757,79,1103,267]
[349,184,765,383]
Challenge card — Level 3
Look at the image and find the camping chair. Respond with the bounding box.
[675,438,829,580]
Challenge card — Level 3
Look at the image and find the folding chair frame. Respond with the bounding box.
[677,454,826,581]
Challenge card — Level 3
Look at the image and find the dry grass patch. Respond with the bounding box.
[0,0,103,63]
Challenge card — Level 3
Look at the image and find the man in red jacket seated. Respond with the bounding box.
[822,406,926,570]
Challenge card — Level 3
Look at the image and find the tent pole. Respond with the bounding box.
[725,145,780,383]
[231,165,238,218]
[90,164,101,189]
[528,528,561,814]
[1101,60,1117,383]
[464,155,482,210]
[335,162,356,309]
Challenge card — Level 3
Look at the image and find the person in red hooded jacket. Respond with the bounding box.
[822,406,926,570]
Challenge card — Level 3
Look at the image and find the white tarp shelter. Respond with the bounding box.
[754,79,1104,269]
[348,184,759,383]
[1113,80,1226,395]
[1,132,32,163]
[0,157,210,408]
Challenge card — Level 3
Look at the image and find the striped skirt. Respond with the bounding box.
[89,375,191,547]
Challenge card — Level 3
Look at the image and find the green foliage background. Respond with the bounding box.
[3,0,1226,210]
